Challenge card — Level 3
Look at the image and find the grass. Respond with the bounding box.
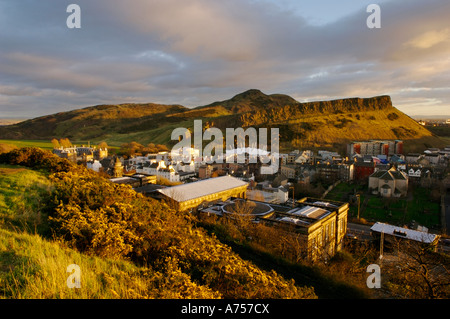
[0,165,144,298]
[0,165,150,298]
[0,139,121,154]
[0,140,54,150]
[0,227,158,299]
[325,181,441,228]
[0,164,214,299]
[0,164,52,232]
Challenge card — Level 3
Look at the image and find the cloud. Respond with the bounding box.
[406,29,450,49]
[0,0,449,118]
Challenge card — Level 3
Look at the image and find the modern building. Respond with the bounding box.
[157,175,248,211]
[246,185,289,204]
[347,140,403,157]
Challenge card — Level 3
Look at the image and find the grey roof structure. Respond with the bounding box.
[371,222,439,244]
[157,175,248,202]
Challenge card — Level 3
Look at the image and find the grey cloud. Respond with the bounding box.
[0,0,449,118]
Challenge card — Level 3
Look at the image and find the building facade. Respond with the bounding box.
[347,140,403,157]
[260,198,349,261]
[368,167,408,197]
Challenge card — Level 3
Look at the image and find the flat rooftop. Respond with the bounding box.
[371,222,439,244]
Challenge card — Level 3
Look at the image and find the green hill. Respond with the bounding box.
[0,90,444,152]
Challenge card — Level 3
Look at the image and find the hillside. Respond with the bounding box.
[0,90,444,152]
[0,149,322,299]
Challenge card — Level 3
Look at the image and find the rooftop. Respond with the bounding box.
[157,175,248,202]
[222,199,273,216]
[370,222,439,244]
[286,205,331,220]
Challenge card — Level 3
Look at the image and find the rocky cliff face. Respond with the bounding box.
[239,95,394,127]
[298,95,392,114]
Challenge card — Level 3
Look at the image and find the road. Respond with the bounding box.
[347,222,373,240]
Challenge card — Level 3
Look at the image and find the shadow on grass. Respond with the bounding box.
[225,241,370,299]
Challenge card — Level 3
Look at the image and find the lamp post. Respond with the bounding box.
[356,193,361,220]
[290,185,295,208]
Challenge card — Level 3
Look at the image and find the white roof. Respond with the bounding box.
[286,206,330,219]
[370,222,439,244]
[157,175,248,202]
[279,216,310,226]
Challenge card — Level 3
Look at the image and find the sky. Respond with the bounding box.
[0,0,449,119]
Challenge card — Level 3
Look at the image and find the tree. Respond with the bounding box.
[59,138,72,148]
[156,144,169,152]
[51,138,60,149]
[382,239,450,298]
[98,141,108,149]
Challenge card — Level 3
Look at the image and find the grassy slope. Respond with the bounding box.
[0,140,53,150]
[0,227,152,299]
[280,107,441,149]
[0,165,217,299]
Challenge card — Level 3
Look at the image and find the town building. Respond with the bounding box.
[315,163,354,183]
[354,157,376,181]
[199,197,349,262]
[86,159,102,172]
[261,198,348,261]
[112,156,124,178]
[368,167,408,197]
[405,153,422,164]
[53,145,108,163]
[136,160,180,183]
[198,164,213,179]
[280,164,298,179]
[347,140,403,157]
[110,173,157,188]
[157,175,249,212]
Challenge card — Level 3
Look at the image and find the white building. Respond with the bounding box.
[247,186,289,204]
[136,160,180,183]
[87,159,102,172]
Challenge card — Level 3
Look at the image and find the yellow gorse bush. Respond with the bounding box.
[2,147,317,299]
